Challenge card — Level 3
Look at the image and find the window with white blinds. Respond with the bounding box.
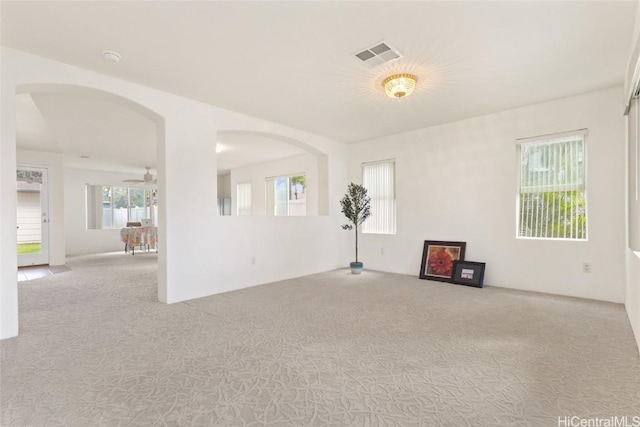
[627,94,640,250]
[236,181,251,216]
[362,160,396,234]
[517,131,587,240]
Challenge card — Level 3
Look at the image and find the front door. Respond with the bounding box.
[17,166,49,267]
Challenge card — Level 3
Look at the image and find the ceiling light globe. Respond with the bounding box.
[102,51,121,63]
[383,74,417,99]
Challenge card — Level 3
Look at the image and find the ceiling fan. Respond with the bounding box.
[123,167,157,185]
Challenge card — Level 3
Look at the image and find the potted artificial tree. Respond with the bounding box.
[340,183,371,274]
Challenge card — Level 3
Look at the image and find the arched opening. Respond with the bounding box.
[14,83,166,302]
[216,130,329,217]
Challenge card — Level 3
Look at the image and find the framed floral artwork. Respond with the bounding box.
[419,240,466,282]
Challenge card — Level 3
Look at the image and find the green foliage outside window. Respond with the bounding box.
[103,186,146,209]
[290,175,306,200]
[519,190,587,239]
[519,134,586,240]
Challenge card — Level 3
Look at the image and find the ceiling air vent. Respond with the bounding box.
[353,42,401,68]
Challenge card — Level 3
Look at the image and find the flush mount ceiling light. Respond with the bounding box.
[383,74,417,99]
[102,50,121,63]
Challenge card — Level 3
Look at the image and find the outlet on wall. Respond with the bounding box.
[251,256,256,265]
[582,262,591,273]
[380,247,385,255]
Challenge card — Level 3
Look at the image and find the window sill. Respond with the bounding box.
[516,236,588,242]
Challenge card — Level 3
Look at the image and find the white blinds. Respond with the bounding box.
[520,134,585,193]
[628,96,640,250]
[236,182,251,216]
[362,160,396,234]
[518,132,587,239]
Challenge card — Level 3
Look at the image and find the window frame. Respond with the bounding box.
[362,159,396,235]
[236,181,252,216]
[265,173,307,216]
[516,129,588,241]
[98,185,154,229]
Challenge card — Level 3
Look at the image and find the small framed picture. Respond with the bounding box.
[452,261,486,288]
[419,240,466,282]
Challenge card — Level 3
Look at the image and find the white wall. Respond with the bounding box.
[1,48,348,339]
[16,150,66,266]
[64,167,149,255]
[230,153,318,216]
[349,87,627,303]
[627,251,640,353]
[625,98,640,354]
[625,0,640,354]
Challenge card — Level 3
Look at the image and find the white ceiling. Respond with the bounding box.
[2,1,636,143]
[15,94,58,151]
[16,93,158,174]
[216,133,306,174]
[15,93,308,175]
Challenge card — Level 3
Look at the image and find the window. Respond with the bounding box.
[236,181,252,216]
[517,131,587,240]
[628,94,640,250]
[362,160,396,234]
[87,185,156,229]
[265,175,306,216]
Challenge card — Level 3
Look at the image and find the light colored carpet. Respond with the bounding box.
[1,253,639,426]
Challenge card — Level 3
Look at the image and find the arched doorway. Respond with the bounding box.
[15,83,166,302]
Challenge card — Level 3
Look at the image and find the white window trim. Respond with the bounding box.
[362,159,396,235]
[515,130,588,241]
[515,128,588,145]
[97,185,154,229]
[265,173,307,216]
[631,97,640,202]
